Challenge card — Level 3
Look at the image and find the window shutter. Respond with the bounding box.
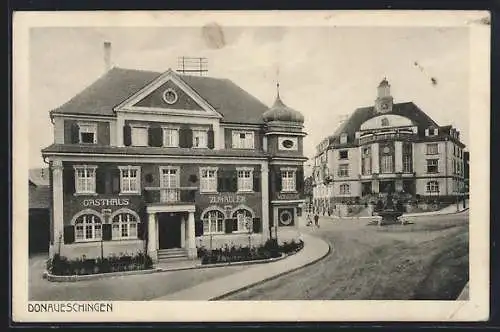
[63,225,75,244]
[63,167,75,195]
[111,168,121,194]
[232,219,238,232]
[123,124,132,146]
[137,221,147,240]
[149,125,163,147]
[276,170,282,192]
[253,169,261,192]
[217,170,225,192]
[207,128,215,149]
[296,169,304,193]
[179,126,188,148]
[195,220,204,236]
[71,123,80,144]
[225,219,233,234]
[186,128,193,148]
[95,168,106,194]
[252,218,261,233]
[102,224,112,241]
[230,170,238,192]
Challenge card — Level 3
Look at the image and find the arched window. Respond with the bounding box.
[202,210,225,234]
[112,212,139,239]
[74,213,102,242]
[381,117,389,127]
[426,181,440,193]
[233,208,253,232]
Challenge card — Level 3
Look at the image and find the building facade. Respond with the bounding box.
[312,79,466,214]
[41,67,307,262]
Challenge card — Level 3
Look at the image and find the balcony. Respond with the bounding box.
[358,132,416,145]
[143,187,197,205]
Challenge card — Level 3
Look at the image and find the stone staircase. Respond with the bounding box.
[157,248,189,262]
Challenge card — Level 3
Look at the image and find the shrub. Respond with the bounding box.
[47,251,154,276]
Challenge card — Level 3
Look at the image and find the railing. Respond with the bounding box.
[143,187,197,204]
[358,132,416,145]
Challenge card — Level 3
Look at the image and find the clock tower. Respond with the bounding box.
[375,78,394,113]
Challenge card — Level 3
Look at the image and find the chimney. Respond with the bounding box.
[103,41,111,72]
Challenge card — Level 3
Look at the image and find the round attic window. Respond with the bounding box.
[282,139,295,149]
[162,88,178,105]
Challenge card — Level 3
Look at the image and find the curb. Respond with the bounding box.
[211,236,332,301]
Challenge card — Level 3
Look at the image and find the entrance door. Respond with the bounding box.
[158,213,182,249]
[380,181,395,194]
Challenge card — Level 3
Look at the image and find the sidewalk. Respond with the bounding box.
[152,230,331,301]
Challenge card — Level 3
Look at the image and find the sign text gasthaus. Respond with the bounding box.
[83,198,130,207]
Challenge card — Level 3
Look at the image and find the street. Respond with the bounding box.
[224,212,469,300]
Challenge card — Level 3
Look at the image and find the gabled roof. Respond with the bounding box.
[29,168,50,187]
[50,67,270,124]
[29,185,51,209]
[330,102,439,144]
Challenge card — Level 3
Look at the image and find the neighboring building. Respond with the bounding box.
[464,150,469,195]
[41,66,307,262]
[312,79,466,214]
[29,168,51,254]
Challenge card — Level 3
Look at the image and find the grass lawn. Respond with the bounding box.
[225,214,469,300]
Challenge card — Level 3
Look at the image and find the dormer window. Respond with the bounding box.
[192,128,208,148]
[232,131,254,149]
[340,133,348,144]
[78,123,97,144]
[426,127,437,136]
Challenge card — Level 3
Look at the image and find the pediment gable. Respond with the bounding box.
[114,69,222,119]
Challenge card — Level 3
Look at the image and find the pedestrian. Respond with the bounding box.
[314,213,320,228]
[306,214,312,226]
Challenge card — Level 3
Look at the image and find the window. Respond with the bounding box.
[427,159,439,173]
[232,131,255,149]
[112,212,138,239]
[339,150,348,160]
[160,167,179,202]
[234,209,253,232]
[426,143,438,155]
[193,129,208,148]
[78,123,97,144]
[428,127,437,136]
[338,164,349,177]
[237,168,253,192]
[281,169,296,192]
[200,167,218,193]
[119,166,141,194]
[403,155,412,173]
[340,133,348,144]
[131,126,148,146]
[202,210,225,234]
[381,117,389,126]
[362,150,371,175]
[340,184,350,195]
[75,214,102,242]
[380,155,393,173]
[426,181,440,193]
[279,137,298,151]
[163,127,179,147]
[74,165,97,194]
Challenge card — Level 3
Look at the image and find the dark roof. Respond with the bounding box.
[29,185,51,209]
[41,144,269,159]
[50,67,270,124]
[331,102,439,144]
[29,168,50,187]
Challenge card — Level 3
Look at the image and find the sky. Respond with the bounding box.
[29,25,470,174]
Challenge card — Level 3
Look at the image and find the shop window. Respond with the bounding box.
[202,210,225,234]
[74,165,97,194]
[237,167,253,192]
[78,122,97,144]
[427,159,439,173]
[281,169,296,192]
[232,131,255,149]
[112,211,139,240]
[193,129,208,148]
[163,127,179,147]
[200,167,218,193]
[340,184,350,195]
[119,166,141,194]
[233,208,253,232]
[74,213,102,242]
[426,181,440,193]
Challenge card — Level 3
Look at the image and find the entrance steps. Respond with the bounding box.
[157,248,189,262]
